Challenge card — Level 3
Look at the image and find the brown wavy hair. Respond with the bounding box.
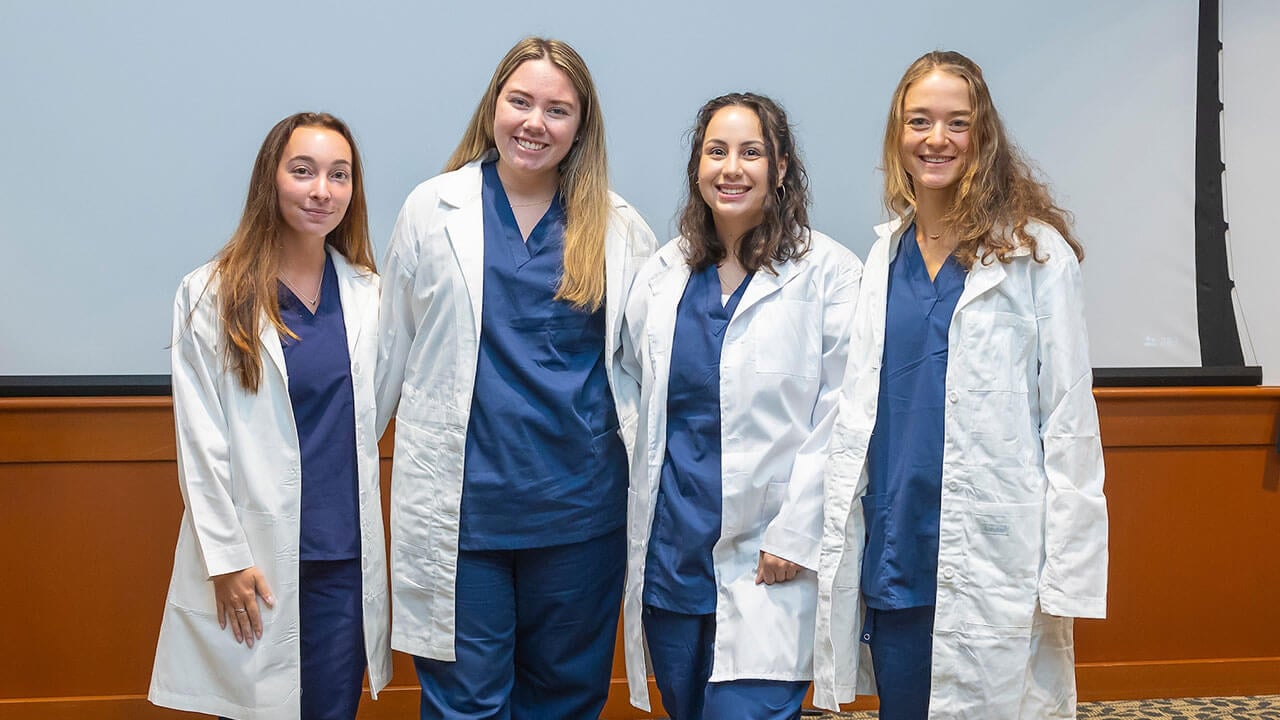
[213,112,374,392]
[446,37,611,310]
[678,93,811,274]
[883,51,1082,267]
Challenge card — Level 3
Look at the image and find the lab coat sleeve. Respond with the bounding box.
[761,251,862,571]
[613,210,659,458]
[375,199,420,436]
[169,275,253,577]
[1033,243,1108,619]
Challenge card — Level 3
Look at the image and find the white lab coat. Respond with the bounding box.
[149,248,392,720]
[375,156,658,659]
[813,215,1108,717]
[620,231,861,710]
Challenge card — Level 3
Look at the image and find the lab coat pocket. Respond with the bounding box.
[393,540,440,594]
[167,523,217,614]
[753,300,820,378]
[760,479,788,525]
[239,509,280,626]
[390,418,442,551]
[961,311,1034,391]
[958,500,1043,629]
[967,390,1031,465]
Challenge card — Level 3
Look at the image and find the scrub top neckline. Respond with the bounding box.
[483,160,564,267]
[903,224,965,302]
[701,265,752,338]
[277,254,336,322]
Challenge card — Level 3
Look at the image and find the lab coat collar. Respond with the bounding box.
[732,243,803,319]
[647,233,806,319]
[260,314,288,385]
[441,157,487,340]
[330,246,372,358]
[603,191,630,341]
[874,209,1029,312]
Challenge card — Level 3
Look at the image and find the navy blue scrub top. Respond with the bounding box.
[862,224,966,610]
[279,254,361,561]
[459,161,627,550]
[643,263,752,614]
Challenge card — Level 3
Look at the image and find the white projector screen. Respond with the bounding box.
[0,0,1208,377]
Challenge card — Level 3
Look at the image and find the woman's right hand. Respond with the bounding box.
[212,566,275,648]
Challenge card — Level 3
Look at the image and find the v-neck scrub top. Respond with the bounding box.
[458,161,627,550]
[279,254,361,561]
[643,263,751,614]
[862,224,967,610]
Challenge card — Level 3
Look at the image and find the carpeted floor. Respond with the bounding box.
[815,694,1280,719]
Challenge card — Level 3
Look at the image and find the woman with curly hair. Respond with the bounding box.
[621,93,861,720]
[814,51,1108,719]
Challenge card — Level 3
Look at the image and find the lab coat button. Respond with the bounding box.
[948,391,959,403]
[942,567,955,580]
[353,363,361,375]
[947,480,959,492]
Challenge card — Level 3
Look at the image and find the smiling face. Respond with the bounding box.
[492,57,581,187]
[899,69,973,199]
[274,126,353,246]
[696,105,785,243]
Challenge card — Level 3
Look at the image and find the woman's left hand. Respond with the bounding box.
[756,551,801,585]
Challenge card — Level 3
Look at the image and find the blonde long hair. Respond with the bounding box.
[883,51,1083,267]
[446,37,611,310]
[214,112,374,392]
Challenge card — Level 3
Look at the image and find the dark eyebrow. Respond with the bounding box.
[286,154,351,167]
[703,137,765,147]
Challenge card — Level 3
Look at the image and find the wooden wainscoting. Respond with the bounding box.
[1,388,1278,718]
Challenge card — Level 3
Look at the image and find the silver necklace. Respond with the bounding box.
[280,272,320,307]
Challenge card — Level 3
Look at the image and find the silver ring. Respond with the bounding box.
[234,608,247,614]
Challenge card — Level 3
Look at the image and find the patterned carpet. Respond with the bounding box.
[815,695,1280,719]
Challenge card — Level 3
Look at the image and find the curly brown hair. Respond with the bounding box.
[678,93,811,274]
[883,51,1083,267]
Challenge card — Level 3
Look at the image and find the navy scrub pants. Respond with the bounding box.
[863,604,935,720]
[642,605,809,720]
[413,527,626,720]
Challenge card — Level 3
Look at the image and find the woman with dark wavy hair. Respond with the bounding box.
[814,51,1107,719]
[621,93,861,719]
[150,112,391,719]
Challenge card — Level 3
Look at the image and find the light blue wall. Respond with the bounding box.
[0,0,1205,374]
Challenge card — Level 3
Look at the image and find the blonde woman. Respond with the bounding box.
[377,37,658,718]
[815,51,1107,719]
[150,112,391,719]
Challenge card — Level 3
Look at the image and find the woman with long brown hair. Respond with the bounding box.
[814,51,1108,719]
[149,112,391,719]
[376,37,657,717]
[621,93,860,719]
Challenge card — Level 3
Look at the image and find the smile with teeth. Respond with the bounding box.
[515,138,549,151]
[921,155,954,164]
[717,185,750,196]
